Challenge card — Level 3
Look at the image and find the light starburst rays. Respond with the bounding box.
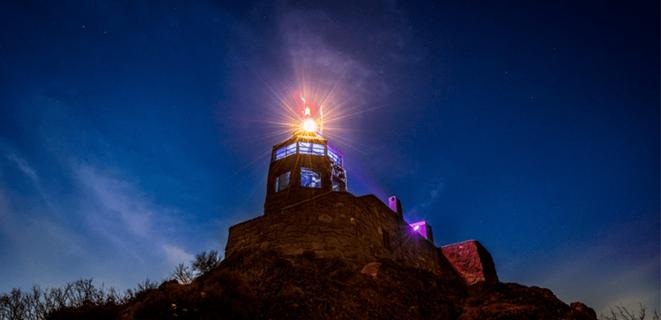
[270,81,356,138]
[234,55,375,172]
[224,75,375,185]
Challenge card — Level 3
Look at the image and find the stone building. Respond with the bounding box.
[225,108,497,285]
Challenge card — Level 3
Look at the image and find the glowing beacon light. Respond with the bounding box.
[302,117,318,133]
[299,98,319,134]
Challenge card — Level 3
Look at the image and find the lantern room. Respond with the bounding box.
[264,130,347,215]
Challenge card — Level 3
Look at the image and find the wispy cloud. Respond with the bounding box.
[5,152,38,182]
[280,9,379,108]
[224,2,416,154]
[0,148,197,291]
[76,165,154,237]
[72,163,195,270]
[162,244,194,265]
[0,151,87,288]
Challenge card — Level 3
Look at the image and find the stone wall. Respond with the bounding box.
[440,240,498,285]
[225,192,459,280]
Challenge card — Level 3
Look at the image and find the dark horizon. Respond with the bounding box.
[0,0,659,313]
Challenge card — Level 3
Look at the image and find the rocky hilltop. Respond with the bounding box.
[50,192,597,319]
[50,249,596,319]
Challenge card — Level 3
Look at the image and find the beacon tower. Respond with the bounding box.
[226,96,499,287]
[264,101,347,215]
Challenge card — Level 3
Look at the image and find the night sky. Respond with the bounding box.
[0,0,658,313]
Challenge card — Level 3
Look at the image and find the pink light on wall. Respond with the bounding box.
[409,220,430,240]
[388,195,402,216]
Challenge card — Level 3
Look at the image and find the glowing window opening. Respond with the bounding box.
[312,143,325,155]
[298,142,311,154]
[274,143,297,160]
[274,141,333,162]
[300,167,321,188]
[275,171,290,192]
[286,143,296,155]
[327,148,342,165]
[298,142,325,156]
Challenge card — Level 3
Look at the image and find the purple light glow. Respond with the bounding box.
[409,221,429,240]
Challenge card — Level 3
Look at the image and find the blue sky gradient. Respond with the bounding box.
[0,0,658,313]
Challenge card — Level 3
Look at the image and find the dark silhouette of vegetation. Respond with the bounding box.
[0,251,222,320]
[0,279,124,320]
[170,263,194,285]
[191,250,221,275]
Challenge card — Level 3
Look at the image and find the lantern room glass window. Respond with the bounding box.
[274,143,297,160]
[327,148,342,165]
[298,142,311,154]
[274,142,326,161]
[275,171,290,192]
[300,167,321,188]
[312,143,325,155]
[298,142,325,156]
